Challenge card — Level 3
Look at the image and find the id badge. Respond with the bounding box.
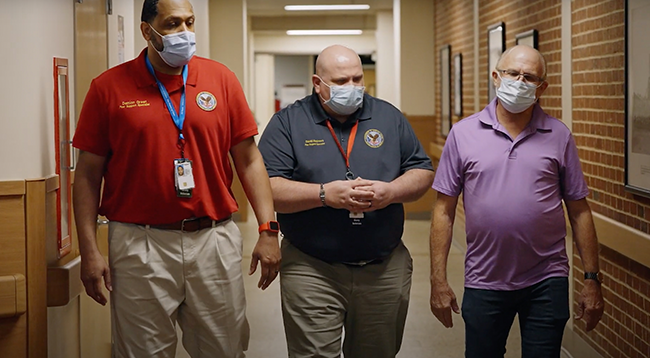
[350,211,364,226]
[349,211,364,219]
[174,159,195,198]
[347,170,363,223]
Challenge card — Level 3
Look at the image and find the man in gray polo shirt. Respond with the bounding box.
[258,44,434,358]
[429,45,604,357]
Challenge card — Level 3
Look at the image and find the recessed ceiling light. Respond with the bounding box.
[284,4,370,11]
[286,29,364,36]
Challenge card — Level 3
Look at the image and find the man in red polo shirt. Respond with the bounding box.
[72,0,280,357]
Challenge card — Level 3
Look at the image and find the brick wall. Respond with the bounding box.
[573,247,650,358]
[477,0,562,119]
[434,0,650,357]
[572,0,650,357]
[434,0,562,140]
[434,0,474,146]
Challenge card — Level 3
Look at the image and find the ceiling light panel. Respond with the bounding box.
[284,4,370,11]
[286,29,364,35]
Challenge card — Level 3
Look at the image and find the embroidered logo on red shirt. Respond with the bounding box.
[196,91,217,111]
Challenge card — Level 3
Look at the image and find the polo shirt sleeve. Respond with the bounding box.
[258,113,295,179]
[560,133,590,201]
[72,79,111,156]
[432,128,463,197]
[398,116,434,173]
[226,71,258,146]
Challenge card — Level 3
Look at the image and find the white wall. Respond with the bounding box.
[254,33,377,56]
[393,0,401,110]
[133,0,147,55]
[274,55,312,96]
[254,54,275,137]
[192,0,211,58]
[108,0,136,67]
[248,16,256,105]
[210,0,246,82]
[0,0,75,180]
[400,0,434,115]
[376,10,398,107]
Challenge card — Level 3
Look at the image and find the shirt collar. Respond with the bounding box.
[133,48,199,89]
[479,98,552,131]
[309,92,373,125]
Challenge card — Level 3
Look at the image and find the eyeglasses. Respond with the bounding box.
[495,69,545,85]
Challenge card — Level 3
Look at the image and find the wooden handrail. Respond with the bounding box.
[47,255,82,307]
[0,274,26,318]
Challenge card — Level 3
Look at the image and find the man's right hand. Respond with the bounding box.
[323,179,374,211]
[80,250,112,306]
[430,279,460,328]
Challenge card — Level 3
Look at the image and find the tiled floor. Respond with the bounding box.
[177,217,525,358]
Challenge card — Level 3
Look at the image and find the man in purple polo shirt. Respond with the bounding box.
[429,45,604,358]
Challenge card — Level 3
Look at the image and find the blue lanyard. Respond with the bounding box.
[145,55,188,143]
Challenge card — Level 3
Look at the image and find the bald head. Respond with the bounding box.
[312,45,365,120]
[315,45,363,78]
[496,45,547,80]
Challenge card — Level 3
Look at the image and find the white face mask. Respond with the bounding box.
[319,78,365,116]
[495,75,540,114]
[149,25,196,68]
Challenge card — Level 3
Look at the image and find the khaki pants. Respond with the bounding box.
[280,240,412,358]
[108,220,249,358]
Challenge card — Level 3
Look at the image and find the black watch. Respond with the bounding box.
[584,271,603,284]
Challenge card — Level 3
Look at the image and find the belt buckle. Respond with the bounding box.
[181,218,190,232]
[344,260,371,266]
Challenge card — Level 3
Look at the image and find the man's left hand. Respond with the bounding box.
[249,231,281,290]
[575,279,604,332]
[355,179,394,211]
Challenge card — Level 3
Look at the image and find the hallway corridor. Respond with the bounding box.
[176,218,526,358]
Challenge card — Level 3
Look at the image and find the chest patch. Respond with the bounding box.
[364,129,384,148]
[196,91,217,111]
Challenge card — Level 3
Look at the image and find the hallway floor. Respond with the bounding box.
[178,218,525,358]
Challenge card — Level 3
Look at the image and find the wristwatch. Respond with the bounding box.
[258,220,280,234]
[584,271,603,284]
[319,183,327,207]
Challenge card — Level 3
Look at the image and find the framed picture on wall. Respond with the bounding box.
[454,53,463,117]
[516,29,539,49]
[487,22,505,103]
[440,44,451,136]
[625,0,650,197]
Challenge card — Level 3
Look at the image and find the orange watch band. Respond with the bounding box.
[258,220,280,234]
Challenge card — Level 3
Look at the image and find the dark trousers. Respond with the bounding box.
[462,277,570,358]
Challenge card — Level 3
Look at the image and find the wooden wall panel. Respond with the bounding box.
[0,196,26,277]
[25,180,48,358]
[0,183,27,357]
[404,115,436,217]
[0,181,25,196]
[46,181,60,266]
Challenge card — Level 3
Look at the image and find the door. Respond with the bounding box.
[74,1,111,358]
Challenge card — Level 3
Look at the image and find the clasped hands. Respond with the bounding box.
[323,177,393,212]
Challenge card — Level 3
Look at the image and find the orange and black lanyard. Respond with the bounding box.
[326,120,359,180]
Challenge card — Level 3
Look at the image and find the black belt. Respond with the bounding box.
[147,216,231,232]
[342,258,384,266]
